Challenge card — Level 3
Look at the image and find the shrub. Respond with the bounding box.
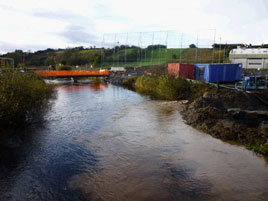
[122,77,137,90]
[246,139,268,155]
[156,75,191,100]
[135,75,191,100]
[0,71,55,130]
[135,75,158,96]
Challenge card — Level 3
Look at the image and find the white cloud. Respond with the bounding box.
[0,0,268,53]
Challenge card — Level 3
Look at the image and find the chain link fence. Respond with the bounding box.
[100,30,229,68]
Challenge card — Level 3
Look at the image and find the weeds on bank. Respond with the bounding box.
[122,77,137,90]
[0,71,55,130]
[134,75,216,100]
[246,140,268,155]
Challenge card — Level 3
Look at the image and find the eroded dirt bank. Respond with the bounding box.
[181,89,268,154]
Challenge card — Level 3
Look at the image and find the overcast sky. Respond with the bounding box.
[0,0,268,53]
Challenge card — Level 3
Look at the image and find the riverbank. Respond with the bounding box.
[181,90,268,155]
[0,72,55,137]
[113,66,268,156]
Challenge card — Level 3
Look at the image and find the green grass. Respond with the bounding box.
[101,48,227,67]
[246,139,268,155]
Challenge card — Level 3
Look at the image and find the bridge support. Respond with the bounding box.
[71,77,78,84]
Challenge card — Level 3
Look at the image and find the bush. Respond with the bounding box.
[135,75,191,100]
[122,77,137,90]
[0,71,55,130]
[246,139,268,155]
[135,75,158,96]
[156,75,191,100]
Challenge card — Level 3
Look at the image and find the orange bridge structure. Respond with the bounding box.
[35,70,110,83]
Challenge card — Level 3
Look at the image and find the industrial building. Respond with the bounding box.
[229,48,268,69]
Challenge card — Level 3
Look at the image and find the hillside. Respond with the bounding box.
[101,47,228,67]
[1,46,228,69]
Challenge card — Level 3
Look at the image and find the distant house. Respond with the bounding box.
[229,48,268,69]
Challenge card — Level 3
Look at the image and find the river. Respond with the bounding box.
[0,84,268,201]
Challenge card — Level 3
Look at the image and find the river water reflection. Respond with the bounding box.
[0,84,268,201]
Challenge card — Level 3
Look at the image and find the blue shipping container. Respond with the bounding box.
[194,63,242,83]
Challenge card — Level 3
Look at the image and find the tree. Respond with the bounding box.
[189,44,196,48]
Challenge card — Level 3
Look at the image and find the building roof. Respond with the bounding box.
[229,48,268,59]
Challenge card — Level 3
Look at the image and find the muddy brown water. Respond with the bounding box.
[0,84,268,201]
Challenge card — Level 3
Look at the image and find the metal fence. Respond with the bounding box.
[100,30,229,68]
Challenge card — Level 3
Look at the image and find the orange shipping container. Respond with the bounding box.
[168,63,194,79]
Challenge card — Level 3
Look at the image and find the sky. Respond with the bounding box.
[0,0,268,53]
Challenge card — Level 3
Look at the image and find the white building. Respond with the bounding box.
[229,48,268,69]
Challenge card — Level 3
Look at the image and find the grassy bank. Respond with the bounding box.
[0,71,55,132]
[123,75,217,101]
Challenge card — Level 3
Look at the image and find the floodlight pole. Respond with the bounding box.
[211,29,216,63]
[219,37,222,63]
[113,34,116,67]
[195,31,199,62]
[165,31,169,66]
[125,33,128,66]
[101,34,105,67]
[151,32,154,64]
[180,33,183,63]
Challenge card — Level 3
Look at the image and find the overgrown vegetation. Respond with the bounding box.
[246,140,268,155]
[0,70,55,131]
[133,75,216,100]
[122,77,137,90]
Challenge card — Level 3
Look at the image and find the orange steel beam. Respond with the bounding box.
[35,70,110,77]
